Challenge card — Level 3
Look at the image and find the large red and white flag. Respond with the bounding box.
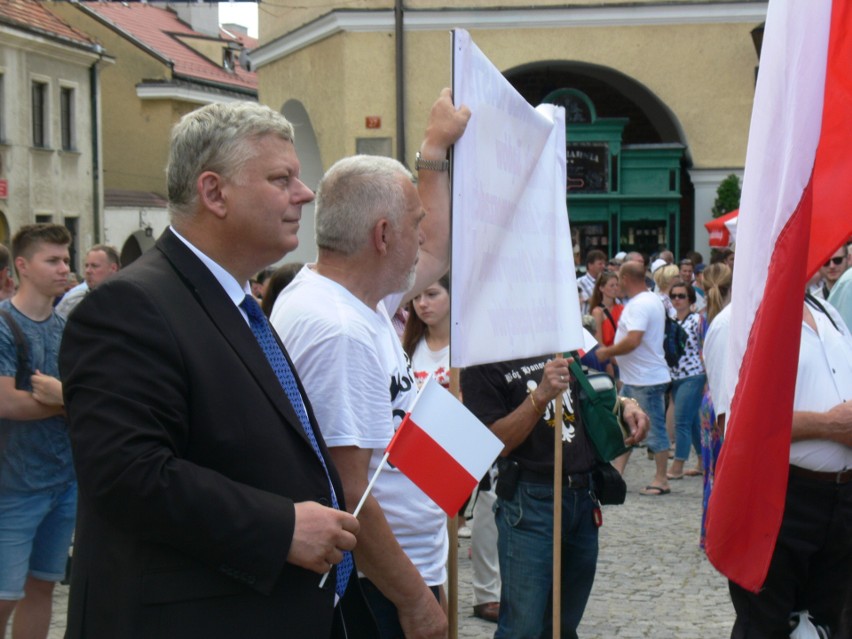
[386,377,504,517]
[704,1,852,592]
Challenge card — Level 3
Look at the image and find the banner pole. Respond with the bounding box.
[552,354,564,639]
[448,368,461,639]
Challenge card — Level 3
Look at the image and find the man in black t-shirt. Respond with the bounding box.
[461,355,648,639]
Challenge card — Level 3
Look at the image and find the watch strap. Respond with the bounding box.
[415,151,449,172]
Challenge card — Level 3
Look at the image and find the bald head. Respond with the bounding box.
[619,261,648,296]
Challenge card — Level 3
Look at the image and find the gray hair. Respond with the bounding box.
[315,155,412,255]
[167,101,295,218]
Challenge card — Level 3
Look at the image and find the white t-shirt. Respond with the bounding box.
[615,290,671,386]
[270,266,448,586]
[703,304,732,418]
[411,337,450,390]
[790,300,852,472]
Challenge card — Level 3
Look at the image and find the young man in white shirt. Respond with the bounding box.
[597,261,672,495]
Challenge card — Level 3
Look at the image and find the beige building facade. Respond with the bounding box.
[0,7,105,268]
[253,1,764,262]
[48,1,257,266]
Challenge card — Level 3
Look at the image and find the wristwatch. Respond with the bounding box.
[415,151,449,172]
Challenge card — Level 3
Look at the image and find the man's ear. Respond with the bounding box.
[372,218,391,256]
[197,171,227,219]
[13,256,27,279]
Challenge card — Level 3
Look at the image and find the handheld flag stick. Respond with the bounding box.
[318,452,390,589]
[552,354,564,639]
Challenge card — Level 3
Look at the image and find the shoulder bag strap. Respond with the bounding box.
[602,306,617,332]
[0,309,31,390]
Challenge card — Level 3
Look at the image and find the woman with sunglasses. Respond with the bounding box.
[666,281,707,481]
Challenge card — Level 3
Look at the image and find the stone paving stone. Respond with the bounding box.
[46,450,736,638]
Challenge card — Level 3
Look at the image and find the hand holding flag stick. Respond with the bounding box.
[318,377,504,589]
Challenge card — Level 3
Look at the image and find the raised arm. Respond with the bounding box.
[405,88,471,305]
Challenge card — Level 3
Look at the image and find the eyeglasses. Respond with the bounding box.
[669,293,688,300]
[824,256,845,267]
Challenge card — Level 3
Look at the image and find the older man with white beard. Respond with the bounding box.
[271,89,469,639]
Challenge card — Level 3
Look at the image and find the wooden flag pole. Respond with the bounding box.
[552,353,564,639]
[448,368,462,639]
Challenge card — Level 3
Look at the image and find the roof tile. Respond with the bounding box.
[82,2,256,91]
[0,0,96,49]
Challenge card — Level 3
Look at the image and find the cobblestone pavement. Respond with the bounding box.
[47,450,734,638]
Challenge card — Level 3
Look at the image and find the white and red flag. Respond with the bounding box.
[704,1,852,592]
[385,377,504,517]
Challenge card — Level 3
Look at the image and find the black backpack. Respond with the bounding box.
[663,312,688,368]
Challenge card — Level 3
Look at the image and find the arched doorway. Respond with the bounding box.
[505,61,694,260]
[120,229,156,267]
[281,99,323,265]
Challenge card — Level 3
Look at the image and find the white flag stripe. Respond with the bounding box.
[724,3,831,407]
[409,378,504,478]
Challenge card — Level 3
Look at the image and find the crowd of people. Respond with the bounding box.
[0,87,848,639]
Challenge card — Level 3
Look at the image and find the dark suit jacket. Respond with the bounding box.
[60,230,371,638]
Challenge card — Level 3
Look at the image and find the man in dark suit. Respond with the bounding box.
[59,102,363,638]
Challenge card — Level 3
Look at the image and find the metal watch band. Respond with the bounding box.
[415,151,449,172]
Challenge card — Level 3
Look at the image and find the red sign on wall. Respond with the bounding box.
[365,116,381,129]
[0,179,7,199]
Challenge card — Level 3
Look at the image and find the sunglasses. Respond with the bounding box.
[670,293,688,300]
[824,256,845,267]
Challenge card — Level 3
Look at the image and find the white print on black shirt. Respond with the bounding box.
[526,380,575,443]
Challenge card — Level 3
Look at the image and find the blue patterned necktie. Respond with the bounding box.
[240,295,353,597]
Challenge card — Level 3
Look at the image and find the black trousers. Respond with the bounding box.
[729,470,852,639]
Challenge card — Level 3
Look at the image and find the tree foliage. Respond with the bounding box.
[712,174,741,218]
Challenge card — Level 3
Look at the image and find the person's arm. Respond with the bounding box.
[619,397,650,445]
[30,371,64,407]
[591,307,604,345]
[329,446,447,639]
[487,358,570,455]
[596,330,643,361]
[0,377,64,420]
[403,88,471,305]
[791,402,852,447]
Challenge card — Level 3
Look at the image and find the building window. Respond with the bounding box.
[32,81,48,148]
[60,87,75,151]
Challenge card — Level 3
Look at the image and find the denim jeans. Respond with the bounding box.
[0,481,76,599]
[495,481,599,639]
[671,374,706,462]
[621,382,669,453]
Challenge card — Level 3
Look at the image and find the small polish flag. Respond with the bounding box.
[386,377,504,516]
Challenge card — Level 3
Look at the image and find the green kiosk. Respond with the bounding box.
[543,89,685,263]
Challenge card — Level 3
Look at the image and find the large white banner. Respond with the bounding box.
[450,29,583,368]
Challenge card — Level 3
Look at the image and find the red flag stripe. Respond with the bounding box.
[705,179,812,592]
[386,415,479,517]
[809,0,852,275]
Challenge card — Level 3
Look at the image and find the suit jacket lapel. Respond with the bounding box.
[155,230,315,451]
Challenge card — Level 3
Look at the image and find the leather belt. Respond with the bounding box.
[519,468,592,489]
[790,465,852,485]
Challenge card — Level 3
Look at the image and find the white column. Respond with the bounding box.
[688,168,744,260]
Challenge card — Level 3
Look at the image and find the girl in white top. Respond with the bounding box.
[403,275,450,389]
